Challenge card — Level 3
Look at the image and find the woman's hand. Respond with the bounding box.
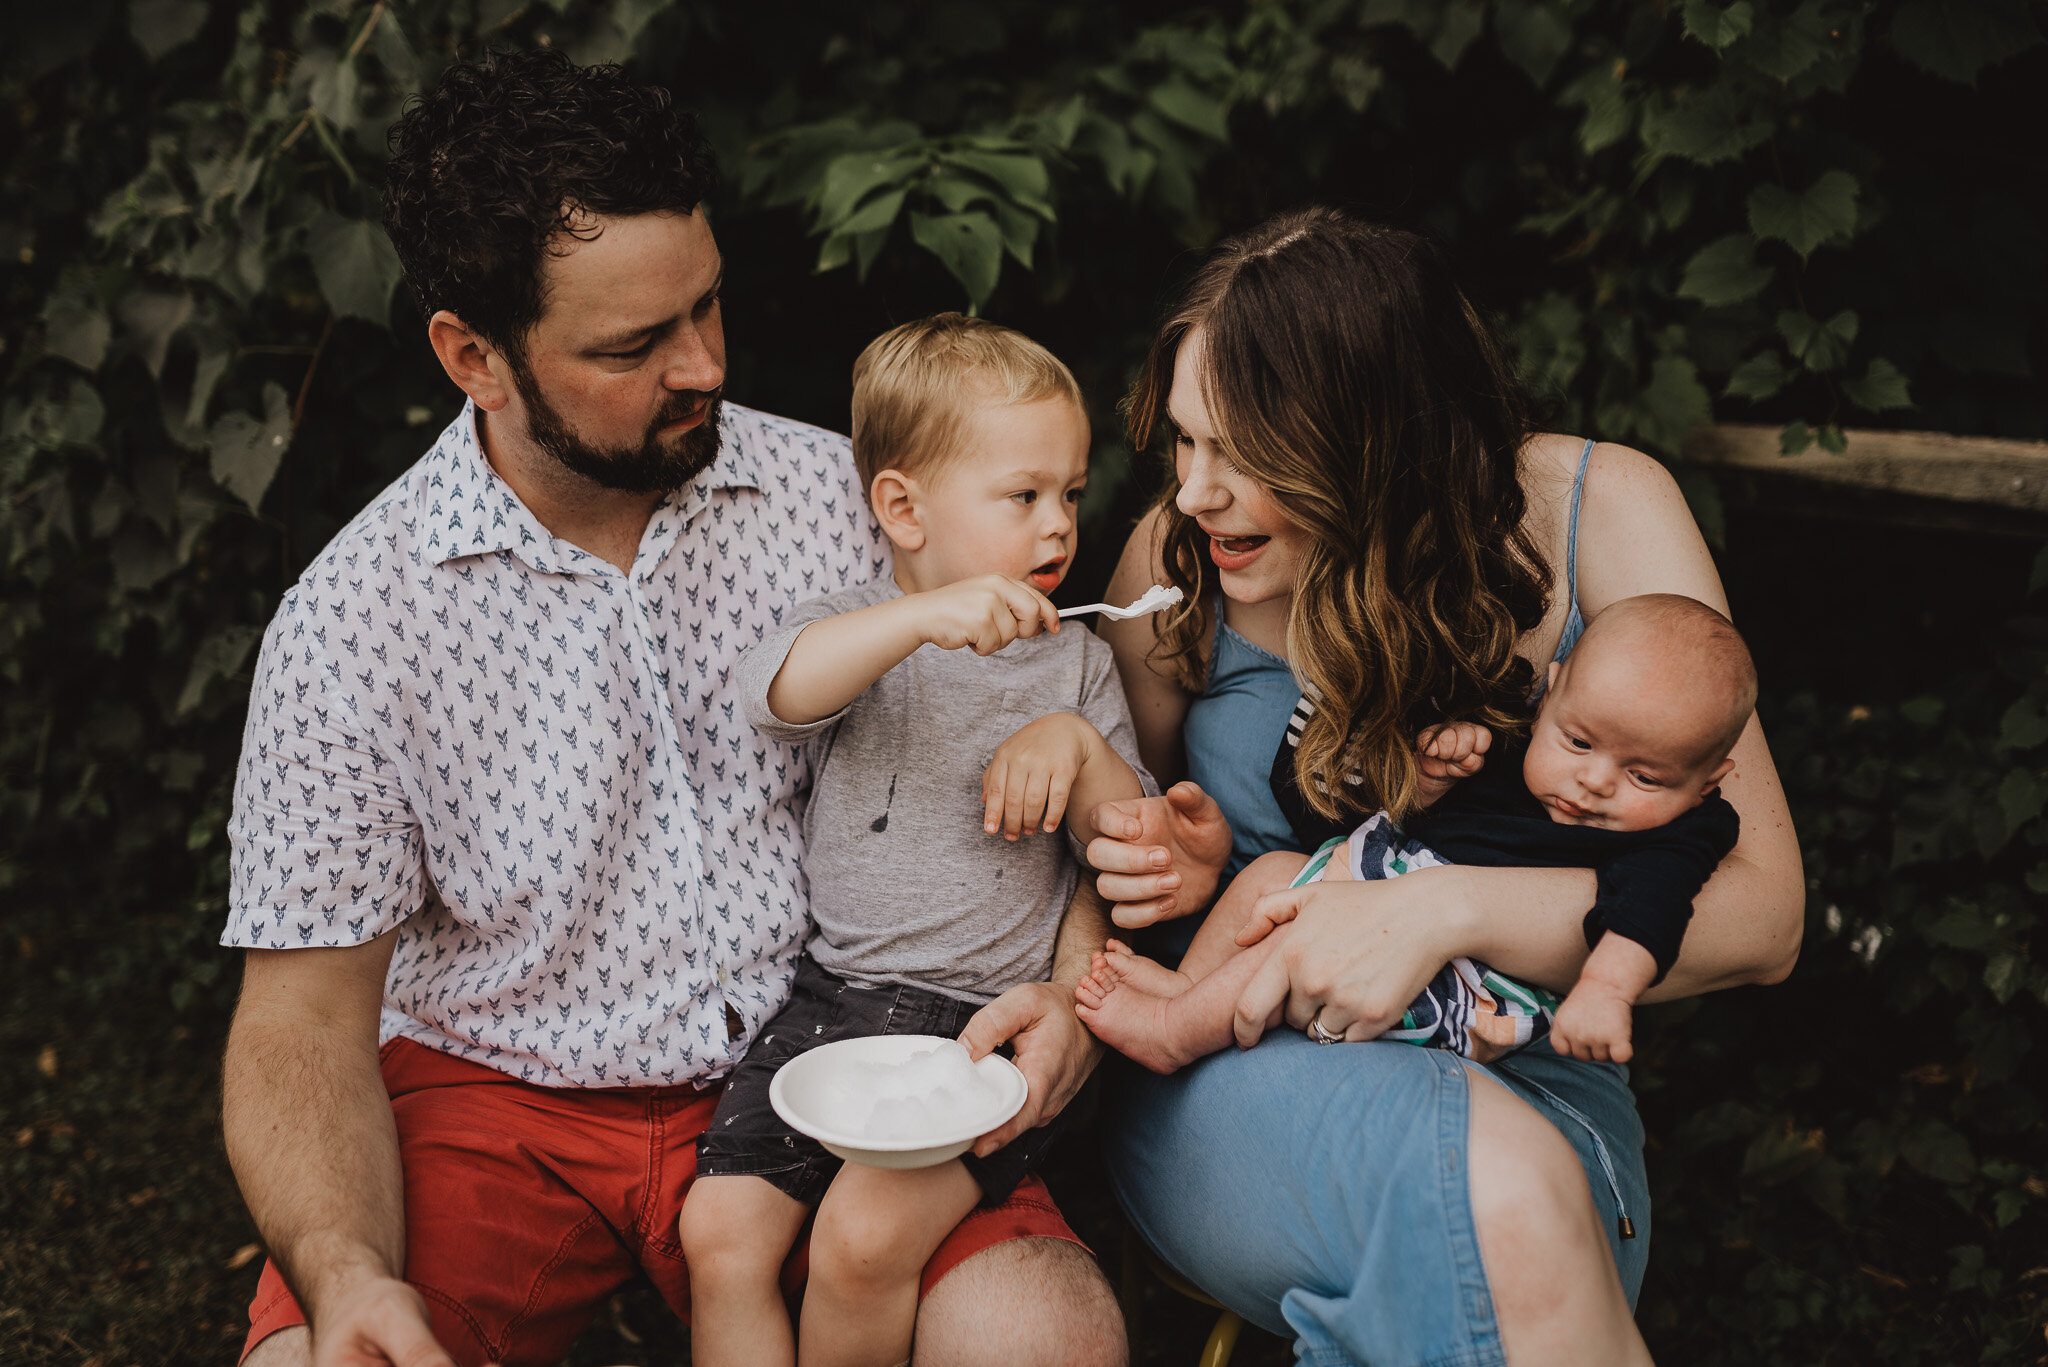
[1084,781,1233,928]
[1231,865,1470,1049]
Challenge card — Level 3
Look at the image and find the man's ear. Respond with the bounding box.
[870,469,925,551]
[427,310,513,412]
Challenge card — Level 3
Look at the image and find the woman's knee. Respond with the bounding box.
[1465,1072,1607,1268]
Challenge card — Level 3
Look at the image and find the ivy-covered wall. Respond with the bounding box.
[3,2,2045,1362]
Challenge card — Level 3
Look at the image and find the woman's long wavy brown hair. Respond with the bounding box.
[1128,207,1551,824]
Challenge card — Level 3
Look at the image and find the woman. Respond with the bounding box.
[1085,208,1803,1365]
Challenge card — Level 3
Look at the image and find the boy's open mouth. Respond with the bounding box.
[1028,558,1065,591]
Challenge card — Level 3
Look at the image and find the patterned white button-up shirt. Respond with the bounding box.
[223,402,889,1087]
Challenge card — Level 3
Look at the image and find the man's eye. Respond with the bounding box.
[694,292,721,317]
[603,343,652,361]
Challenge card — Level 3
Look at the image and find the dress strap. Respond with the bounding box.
[1565,437,1594,615]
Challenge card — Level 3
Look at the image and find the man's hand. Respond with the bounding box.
[957,981,1103,1156]
[310,1274,468,1367]
[1085,781,1234,927]
[918,575,1061,656]
[983,714,1092,840]
[1415,721,1490,808]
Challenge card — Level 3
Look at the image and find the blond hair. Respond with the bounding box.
[850,313,1084,496]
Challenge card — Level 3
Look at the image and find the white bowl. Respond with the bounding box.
[769,1034,1028,1170]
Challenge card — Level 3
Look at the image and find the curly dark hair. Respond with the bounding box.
[382,46,718,361]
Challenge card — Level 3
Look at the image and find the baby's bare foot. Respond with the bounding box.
[1075,977,1199,1075]
[1099,940,1192,999]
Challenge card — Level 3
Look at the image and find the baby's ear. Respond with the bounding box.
[1700,755,1735,794]
[870,469,925,551]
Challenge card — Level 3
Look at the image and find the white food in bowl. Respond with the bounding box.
[770,1035,1029,1170]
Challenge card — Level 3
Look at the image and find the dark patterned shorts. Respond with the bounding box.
[696,954,1061,1206]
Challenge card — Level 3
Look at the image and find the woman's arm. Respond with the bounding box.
[1571,442,1804,992]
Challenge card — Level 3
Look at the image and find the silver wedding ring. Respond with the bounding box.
[1307,1017,1342,1046]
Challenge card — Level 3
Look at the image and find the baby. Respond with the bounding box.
[679,314,1150,1367]
[1076,593,1753,1072]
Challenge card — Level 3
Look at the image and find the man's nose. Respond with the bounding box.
[661,324,724,394]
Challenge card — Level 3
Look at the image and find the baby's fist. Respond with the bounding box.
[1416,721,1490,782]
[1549,988,1635,1064]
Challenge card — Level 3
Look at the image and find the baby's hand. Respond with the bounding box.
[917,575,1059,656]
[984,714,1095,840]
[1549,984,1636,1064]
[1414,721,1489,806]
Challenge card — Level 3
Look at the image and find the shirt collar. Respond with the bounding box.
[423,400,764,573]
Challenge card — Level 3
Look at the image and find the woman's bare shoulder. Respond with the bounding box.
[1569,437,1730,616]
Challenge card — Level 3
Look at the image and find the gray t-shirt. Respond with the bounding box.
[736,579,1155,1003]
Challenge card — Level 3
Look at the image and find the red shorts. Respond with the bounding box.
[241,1038,1082,1366]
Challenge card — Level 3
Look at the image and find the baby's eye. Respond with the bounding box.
[1629,772,1663,788]
[1567,735,1591,751]
[1011,490,1038,506]
[1065,488,1084,504]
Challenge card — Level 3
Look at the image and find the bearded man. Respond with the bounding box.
[220,47,1122,1367]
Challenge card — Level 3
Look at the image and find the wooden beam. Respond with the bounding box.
[1682,424,2048,514]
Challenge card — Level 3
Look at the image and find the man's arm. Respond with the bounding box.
[960,881,1112,1156]
[222,934,453,1362]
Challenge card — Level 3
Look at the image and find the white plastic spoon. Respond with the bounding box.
[1056,584,1185,620]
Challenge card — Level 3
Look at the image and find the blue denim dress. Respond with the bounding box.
[1107,439,1648,1367]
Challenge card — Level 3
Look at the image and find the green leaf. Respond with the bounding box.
[41,282,111,373]
[1778,308,1859,372]
[209,381,292,511]
[1638,84,1774,166]
[1925,904,1999,951]
[1637,354,1714,456]
[1677,234,1773,307]
[1146,79,1230,142]
[129,0,209,60]
[1748,170,1860,259]
[1779,420,1814,455]
[1740,1122,1825,1185]
[811,150,925,229]
[1842,357,1913,413]
[305,212,400,325]
[1494,1,1574,88]
[1999,699,2048,751]
[1560,63,1634,154]
[1816,423,1847,454]
[1899,1119,1976,1184]
[116,287,193,378]
[176,624,261,718]
[1725,351,1791,401]
[1683,0,1755,50]
[837,187,907,235]
[946,147,1054,209]
[908,210,1004,307]
[1739,3,1835,82]
[1892,0,2043,85]
[1900,696,1944,725]
[1997,769,2047,838]
[1428,2,1486,70]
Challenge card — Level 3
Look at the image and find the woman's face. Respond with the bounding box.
[1169,329,1309,607]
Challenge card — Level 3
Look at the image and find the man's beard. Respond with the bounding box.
[510,361,724,495]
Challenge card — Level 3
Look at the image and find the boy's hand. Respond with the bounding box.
[1549,984,1636,1063]
[1414,721,1490,806]
[918,575,1060,656]
[984,713,1095,840]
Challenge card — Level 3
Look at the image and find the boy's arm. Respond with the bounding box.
[763,575,1060,726]
[982,714,1143,844]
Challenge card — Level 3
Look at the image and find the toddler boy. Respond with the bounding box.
[680,315,1150,1367]
[1076,593,1752,1071]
